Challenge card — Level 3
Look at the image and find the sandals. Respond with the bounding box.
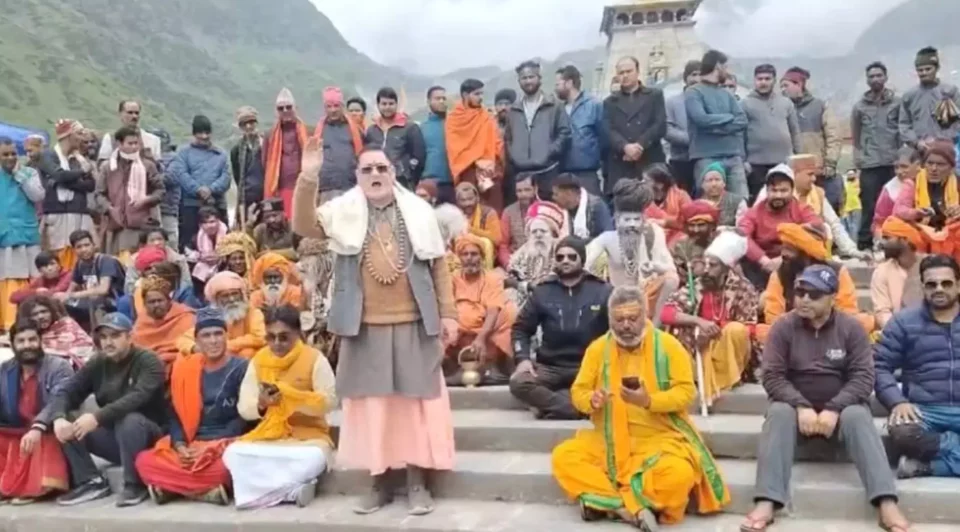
[740,511,775,532]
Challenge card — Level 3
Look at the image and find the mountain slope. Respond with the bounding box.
[0,0,425,138]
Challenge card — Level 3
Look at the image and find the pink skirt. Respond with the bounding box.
[337,376,455,475]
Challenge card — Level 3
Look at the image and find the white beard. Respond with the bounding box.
[263,284,285,306]
[221,301,250,324]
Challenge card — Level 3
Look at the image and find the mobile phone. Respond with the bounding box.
[261,383,279,394]
[621,377,640,390]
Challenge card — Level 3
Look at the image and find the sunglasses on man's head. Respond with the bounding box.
[794,287,827,301]
[276,105,293,112]
[924,279,956,290]
[555,252,579,263]
[359,164,390,176]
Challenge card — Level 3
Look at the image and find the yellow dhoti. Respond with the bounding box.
[54,248,77,272]
[0,279,29,331]
[552,429,698,524]
[700,322,750,406]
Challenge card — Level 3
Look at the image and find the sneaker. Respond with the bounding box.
[147,485,176,506]
[57,477,112,506]
[897,456,932,479]
[294,481,316,508]
[116,485,149,507]
[196,485,229,506]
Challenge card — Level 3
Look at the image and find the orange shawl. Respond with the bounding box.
[131,302,196,368]
[263,120,308,199]
[312,116,364,156]
[150,354,230,469]
[445,101,500,181]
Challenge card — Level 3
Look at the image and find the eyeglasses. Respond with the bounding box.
[794,288,827,301]
[359,164,390,175]
[555,253,579,262]
[924,280,956,290]
[276,105,293,112]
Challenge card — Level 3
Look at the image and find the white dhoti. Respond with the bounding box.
[223,442,328,509]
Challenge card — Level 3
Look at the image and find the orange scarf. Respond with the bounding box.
[131,302,195,367]
[445,101,500,181]
[312,116,364,156]
[263,120,308,199]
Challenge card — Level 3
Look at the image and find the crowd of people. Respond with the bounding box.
[0,43,957,531]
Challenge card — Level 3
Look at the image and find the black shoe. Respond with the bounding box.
[57,477,112,506]
[116,485,149,507]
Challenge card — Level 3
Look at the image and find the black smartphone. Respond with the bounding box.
[621,377,640,390]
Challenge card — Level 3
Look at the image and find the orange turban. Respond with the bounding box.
[454,233,487,259]
[140,275,173,298]
[777,223,828,261]
[881,217,927,252]
[251,252,299,288]
[680,200,719,224]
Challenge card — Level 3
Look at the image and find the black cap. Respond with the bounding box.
[555,235,587,264]
[192,115,212,135]
[494,88,517,105]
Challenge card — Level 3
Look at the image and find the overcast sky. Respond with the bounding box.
[310,0,907,74]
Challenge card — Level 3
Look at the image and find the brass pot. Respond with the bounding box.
[458,347,482,388]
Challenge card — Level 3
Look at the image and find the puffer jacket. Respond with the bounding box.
[168,143,231,209]
[561,92,605,173]
[875,304,960,409]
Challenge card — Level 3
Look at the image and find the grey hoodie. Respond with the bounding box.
[741,90,801,165]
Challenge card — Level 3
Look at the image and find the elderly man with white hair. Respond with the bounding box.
[660,231,761,405]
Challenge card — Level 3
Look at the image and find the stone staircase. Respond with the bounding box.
[6,262,958,530]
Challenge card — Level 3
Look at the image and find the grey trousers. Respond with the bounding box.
[508,363,580,420]
[62,412,163,489]
[755,402,897,507]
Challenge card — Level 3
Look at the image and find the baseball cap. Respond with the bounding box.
[94,313,133,333]
[765,163,795,184]
[795,265,839,295]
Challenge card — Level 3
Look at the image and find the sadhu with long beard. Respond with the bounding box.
[203,271,266,359]
[505,201,565,307]
[250,252,304,311]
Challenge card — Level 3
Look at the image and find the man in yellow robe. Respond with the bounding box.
[551,285,729,529]
[204,271,266,359]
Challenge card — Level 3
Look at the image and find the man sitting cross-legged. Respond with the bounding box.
[250,252,304,311]
[0,321,74,504]
[204,271,266,359]
[876,254,960,480]
[661,231,759,406]
[669,199,720,285]
[49,313,166,508]
[870,218,927,331]
[445,234,517,386]
[551,285,729,529]
[741,265,909,532]
[510,236,611,420]
[223,305,336,509]
[131,275,197,376]
[135,307,249,505]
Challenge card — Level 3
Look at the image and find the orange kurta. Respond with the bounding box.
[250,285,304,311]
[132,303,197,373]
[227,308,267,359]
[551,326,729,524]
[452,270,516,358]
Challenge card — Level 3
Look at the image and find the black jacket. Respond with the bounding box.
[603,86,667,194]
[47,346,166,428]
[511,273,612,368]
[230,138,265,208]
[34,149,96,216]
[364,117,426,187]
[504,94,572,172]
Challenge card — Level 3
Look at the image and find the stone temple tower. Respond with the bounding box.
[594,0,706,96]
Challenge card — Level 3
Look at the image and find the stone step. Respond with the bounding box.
[327,409,890,462]
[449,384,889,417]
[0,496,952,532]
[323,452,957,523]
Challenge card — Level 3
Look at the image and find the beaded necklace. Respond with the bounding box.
[362,204,411,285]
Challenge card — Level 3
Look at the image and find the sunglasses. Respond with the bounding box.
[359,164,390,175]
[924,280,956,290]
[276,105,293,112]
[794,287,827,301]
[555,252,579,262]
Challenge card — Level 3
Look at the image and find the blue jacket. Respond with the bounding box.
[159,150,180,218]
[684,82,748,160]
[562,92,606,173]
[0,355,74,428]
[875,304,960,409]
[421,113,452,183]
[168,143,231,208]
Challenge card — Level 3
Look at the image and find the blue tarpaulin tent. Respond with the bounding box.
[0,121,49,155]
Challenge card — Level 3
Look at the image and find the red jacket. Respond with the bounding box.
[9,271,73,305]
[738,199,819,263]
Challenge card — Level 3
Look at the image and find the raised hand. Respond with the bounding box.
[301,136,324,177]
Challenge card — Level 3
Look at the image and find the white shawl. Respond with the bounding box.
[572,187,590,239]
[317,184,446,260]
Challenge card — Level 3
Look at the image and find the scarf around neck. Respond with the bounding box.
[110,149,148,204]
